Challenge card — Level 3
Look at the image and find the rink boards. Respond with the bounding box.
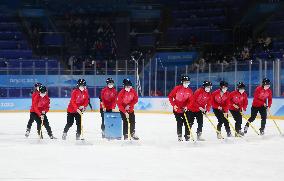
[1,97,284,118]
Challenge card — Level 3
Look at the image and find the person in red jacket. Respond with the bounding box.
[187,81,212,141]
[212,81,231,138]
[228,82,248,136]
[28,85,56,139]
[62,79,90,140]
[168,75,193,141]
[117,79,139,140]
[244,78,272,135]
[99,78,118,138]
[25,82,42,137]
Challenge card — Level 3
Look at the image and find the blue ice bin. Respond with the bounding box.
[104,112,122,139]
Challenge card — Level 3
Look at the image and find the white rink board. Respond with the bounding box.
[1,97,284,117]
[0,112,284,181]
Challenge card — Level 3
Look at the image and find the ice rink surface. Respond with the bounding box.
[0,112,284,181]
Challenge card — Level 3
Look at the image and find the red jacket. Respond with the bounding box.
[100,86,117,110]
[211,89,230,113]
[117,88,138,113]
[252,86,272,108]
[228,90,248,111]
[67,88,90,113]
[32,90,39,99]
[30,94,50,117]
[30,90,39,113]
[168,85,193,113]
[188,88,212,112]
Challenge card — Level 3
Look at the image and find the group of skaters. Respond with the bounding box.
[25,78,139,140]
[25,75,272,142]
[169,75,272,141]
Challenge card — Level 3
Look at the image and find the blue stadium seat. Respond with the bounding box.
[47,87,59,97]
[0,50,32,59]
[47,60,58,68]
[0,23,19,31]
[22,88,33,97]
[35,60,46,68]
[8,88,21,97]
[0,32,23,40]
[0,88,7,97]
[42,34,64,45]
[0,41,29,50]
[87,87,95,98]
[0,60,8,68]
[7,60,20,68]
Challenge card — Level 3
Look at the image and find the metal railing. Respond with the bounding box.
[140,58,283,97]
[0,58,283,97]
[0,59,137,98]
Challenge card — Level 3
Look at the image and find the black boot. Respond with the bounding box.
[76,133,80,140]
[178,134,183,141]
[217,132,223,139]
[197,132,205,141]
[259,128,265,136]
[184,135,190,141]
[131,133,139,140]
[243,126,249,134]
[62,132,67,140]
[124,134,129,140]
[25,128,30,138]
[49,135,57,139]
[235,130,244,137]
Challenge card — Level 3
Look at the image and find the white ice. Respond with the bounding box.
[0,112,284,181]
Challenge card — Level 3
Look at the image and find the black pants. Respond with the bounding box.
[230,110,242,132]
[29,112,53,136]
[100,108,113,131]
[174,111,190,136]
[120,111,135,136]
[26,112,35,130]
[186,111,203,133]
[246,106,267,130]
[213,109,231,133]
[64,112,82,135]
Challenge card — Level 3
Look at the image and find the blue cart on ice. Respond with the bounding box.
[104,112,122,140]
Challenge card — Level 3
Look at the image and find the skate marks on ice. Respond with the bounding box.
[25,132,284,148]
[1,112,284,149]
[10,131,284,149]
[1,133,283,150]
[121,140,141,147]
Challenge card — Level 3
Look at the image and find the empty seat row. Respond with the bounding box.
[0,50,32,59]
[166,29,232,43]
[0,59,59,68]
[0,16,18,22]
[0,32,23,40]
[172,9,224,18]
[0,41,29,49]
[174,16,226,26]
[253,52,284,59]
